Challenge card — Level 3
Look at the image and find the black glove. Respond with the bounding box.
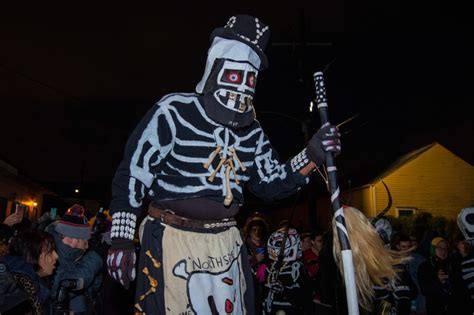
[307,124,341,165]
[107,239,136,289]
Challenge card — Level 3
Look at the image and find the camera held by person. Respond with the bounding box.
[53,278,84,314]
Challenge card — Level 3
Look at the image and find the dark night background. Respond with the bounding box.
[1,2,472,210]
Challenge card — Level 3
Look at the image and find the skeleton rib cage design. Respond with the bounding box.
[114,93,307,211]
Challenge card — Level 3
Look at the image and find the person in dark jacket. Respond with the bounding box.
[47,204,103,315]
[371,234,418,315]
[243,212,269,313]
[372,264,418,315]
[417,237,458,315]
[3,229,58,314]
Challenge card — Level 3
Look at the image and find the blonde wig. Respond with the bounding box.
[332,206,409,311]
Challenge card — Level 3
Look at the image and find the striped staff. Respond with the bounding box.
[314,71,359,314]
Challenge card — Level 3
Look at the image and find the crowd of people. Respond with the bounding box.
[0,204,108,314]
[1,13,473,315]
[2,202,474,315]
[242,211,474,315]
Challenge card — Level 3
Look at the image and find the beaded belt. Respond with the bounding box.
[148,203,237,230]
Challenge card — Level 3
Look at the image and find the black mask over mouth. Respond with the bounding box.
[202,59,258,129]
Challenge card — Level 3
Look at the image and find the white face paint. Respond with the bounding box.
[213,60,258,114]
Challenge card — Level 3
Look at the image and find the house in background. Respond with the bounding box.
[0,158,53,222]
[339,142,474,220]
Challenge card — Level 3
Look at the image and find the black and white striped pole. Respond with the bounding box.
[314,71,359,314]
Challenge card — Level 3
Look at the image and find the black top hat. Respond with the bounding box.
[210,15,270,69]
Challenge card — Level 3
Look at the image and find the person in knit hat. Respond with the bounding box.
[417,236,457,315]
[55,204,91,248]
[46,204,103,314]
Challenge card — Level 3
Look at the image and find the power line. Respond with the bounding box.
[0,63,82,103]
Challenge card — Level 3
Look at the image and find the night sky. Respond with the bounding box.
[1,2,472,201]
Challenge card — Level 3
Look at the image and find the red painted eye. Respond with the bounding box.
[246,72,256,88]
[222,69,243,84]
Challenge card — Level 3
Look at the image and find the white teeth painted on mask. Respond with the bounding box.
[245,96,253,107]
[227,99,236,108]
[228,92,237,101]
[214,88,254,114]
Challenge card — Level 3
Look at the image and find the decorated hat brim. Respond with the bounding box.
[210,27,268,69]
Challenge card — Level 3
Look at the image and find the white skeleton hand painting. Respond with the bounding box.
[173,255,244,314]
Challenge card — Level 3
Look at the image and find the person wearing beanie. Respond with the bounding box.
[55,204,91,248]
[46,204,104,314]
[107,14,341,314]
[417,237,451,315]
[417,236,471,315]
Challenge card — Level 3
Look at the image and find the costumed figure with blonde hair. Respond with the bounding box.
[106,14,341,314]
[370,216,417,315]
[331,206,412,314]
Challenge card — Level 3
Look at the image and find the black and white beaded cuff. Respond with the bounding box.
[111,212,137,241]
[290,148,312,172]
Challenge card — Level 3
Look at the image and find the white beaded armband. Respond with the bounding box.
[111,211,137,241]
[290,148,311,172]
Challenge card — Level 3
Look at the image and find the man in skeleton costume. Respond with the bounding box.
[263,228,311,314]
[106,15,341,314]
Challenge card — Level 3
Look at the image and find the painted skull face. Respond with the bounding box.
[374,218,392,247]
[267,228,302,262]
[458,207,474,241]
[197,38,262,129]
[213,60,258,114]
